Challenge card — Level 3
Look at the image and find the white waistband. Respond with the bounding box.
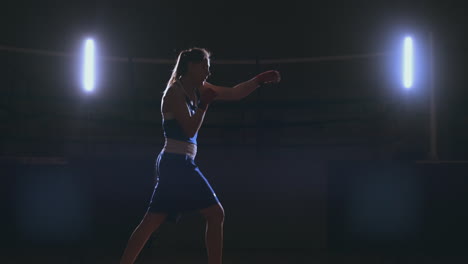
[162,138,197,159]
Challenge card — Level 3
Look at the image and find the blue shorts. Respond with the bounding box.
[147,151,220,223]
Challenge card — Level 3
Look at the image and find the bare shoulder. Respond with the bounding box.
[162,83,185,112]
[163,83,184,100]
[201,81,216,92]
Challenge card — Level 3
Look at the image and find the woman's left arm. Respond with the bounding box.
[202,70,280,101]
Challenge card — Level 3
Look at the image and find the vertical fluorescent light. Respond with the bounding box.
[403,36,413,89]
[83,38,95,92]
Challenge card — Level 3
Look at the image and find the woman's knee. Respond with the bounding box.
[200,203,225,223]
[142,212,167,230]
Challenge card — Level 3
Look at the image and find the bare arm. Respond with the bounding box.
[203,78,259,101]
[202,70,281,101]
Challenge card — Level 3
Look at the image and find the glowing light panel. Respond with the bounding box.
[403,36,413,89]
[83,39,95,92]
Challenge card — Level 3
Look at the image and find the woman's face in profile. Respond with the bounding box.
[189,58,211,83]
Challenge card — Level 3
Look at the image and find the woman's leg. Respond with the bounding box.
[199,203,225,264]
[120,212,167,264]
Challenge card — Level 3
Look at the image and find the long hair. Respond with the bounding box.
[165,47,211,90]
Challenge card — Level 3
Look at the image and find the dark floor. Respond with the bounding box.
[6,247,468,264]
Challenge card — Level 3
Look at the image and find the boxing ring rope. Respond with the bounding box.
[0,44,391,64]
